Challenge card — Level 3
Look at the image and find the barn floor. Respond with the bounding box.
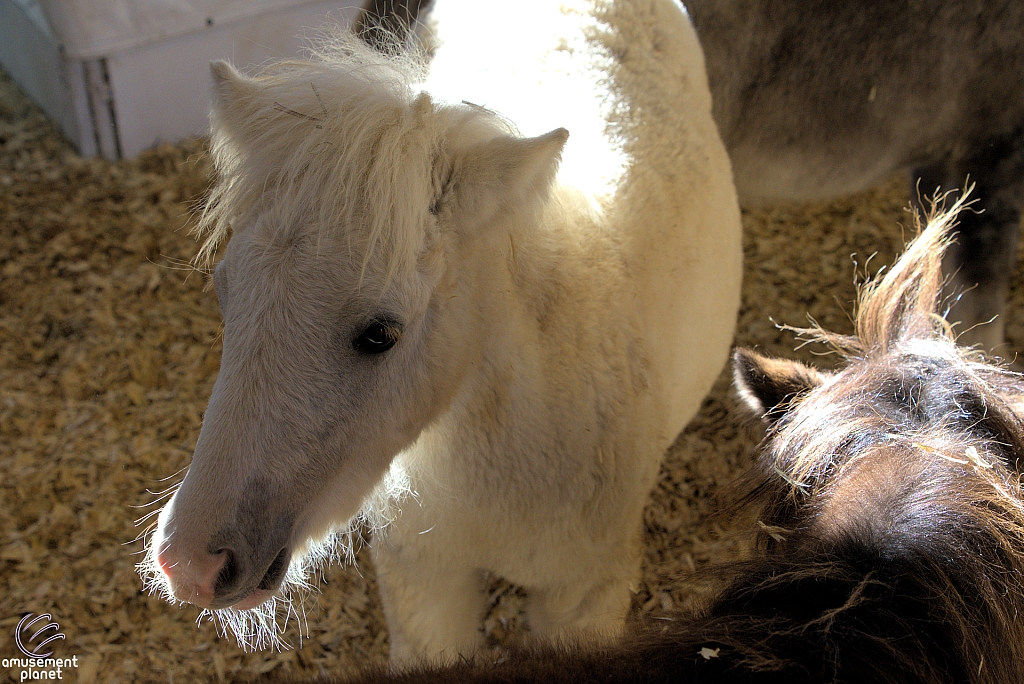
[3,66,1024,683]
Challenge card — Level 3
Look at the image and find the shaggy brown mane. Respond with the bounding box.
[725,199,1024,681]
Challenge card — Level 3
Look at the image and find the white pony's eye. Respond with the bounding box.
[353,318,401,354]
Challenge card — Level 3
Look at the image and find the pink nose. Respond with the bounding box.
[156,546,229,608]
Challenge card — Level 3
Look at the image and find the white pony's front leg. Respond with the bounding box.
[522,548,639,644]
[372,533,487,665]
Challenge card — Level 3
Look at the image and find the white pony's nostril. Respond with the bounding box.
[211,549,236,595]
[257,548,290,591]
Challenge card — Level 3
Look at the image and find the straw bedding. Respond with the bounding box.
[3,66,1023,683]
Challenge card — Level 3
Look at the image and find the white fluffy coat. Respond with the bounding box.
[145,0,741,665]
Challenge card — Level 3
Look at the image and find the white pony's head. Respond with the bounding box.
[142,36,567,645]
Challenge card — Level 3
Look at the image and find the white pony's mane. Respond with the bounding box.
[194,34,506,279]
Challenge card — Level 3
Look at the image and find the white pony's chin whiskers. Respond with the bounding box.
[137,460,414,651]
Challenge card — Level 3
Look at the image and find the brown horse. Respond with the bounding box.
[254,204,1024,682]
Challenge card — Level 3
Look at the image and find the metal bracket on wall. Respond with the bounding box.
[83,58,122,160]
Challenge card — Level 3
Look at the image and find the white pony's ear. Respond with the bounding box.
[441,128,569,228]
[732,348,827,423]
[209,60,260,125]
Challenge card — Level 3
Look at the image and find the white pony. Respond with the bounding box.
[144,0,741,664]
